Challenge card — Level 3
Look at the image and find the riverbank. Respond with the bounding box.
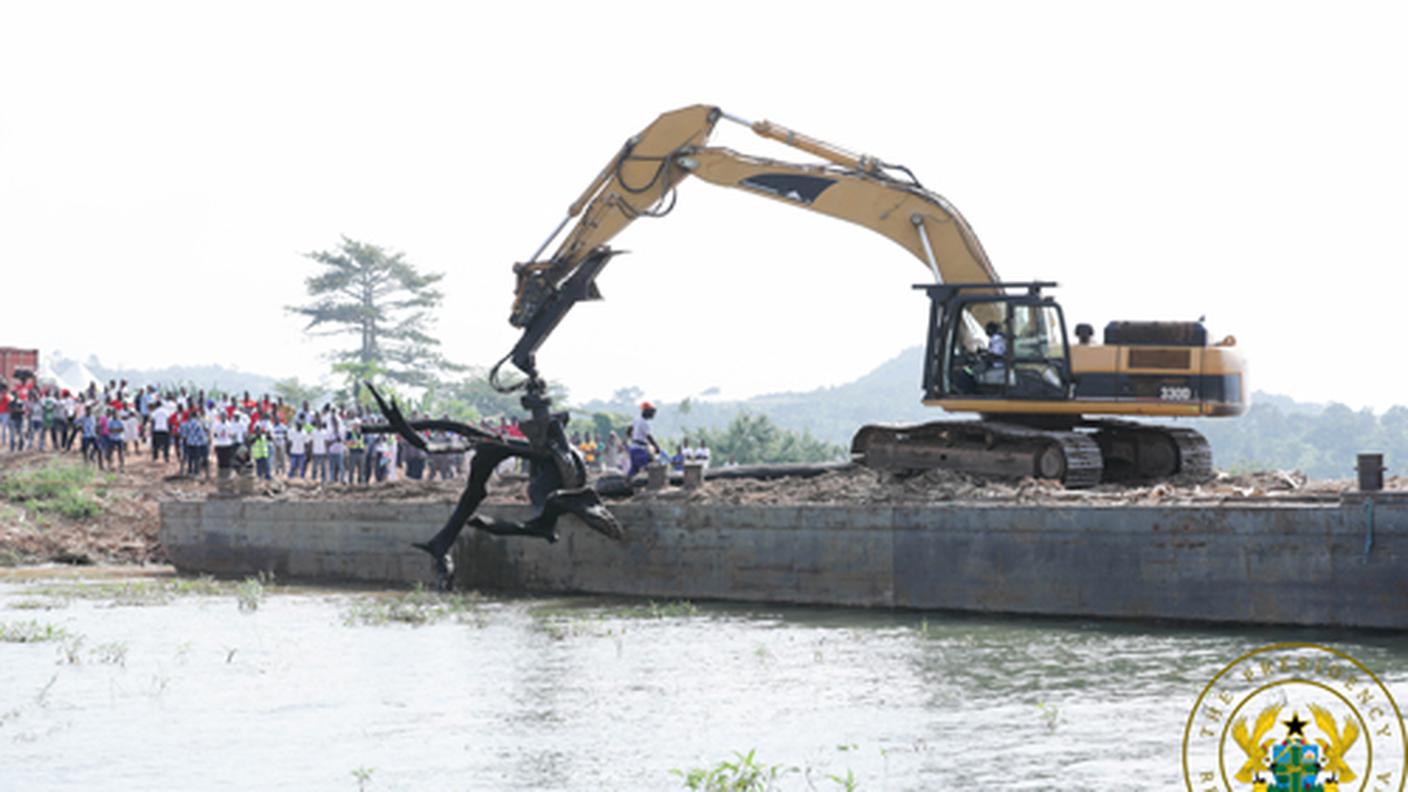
[0,451,519,567]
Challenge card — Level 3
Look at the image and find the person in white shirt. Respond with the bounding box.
[124,412,141,454]
[309,420,329,482]
[57,392,78,451]
[287,421,309,478]
[626,402,661,477]
[269,416,288,477]
[229,411,248,446]
[212,413,237,473]
[149,401,173,463]
[382,435,398,482]
[985,321,1007,362]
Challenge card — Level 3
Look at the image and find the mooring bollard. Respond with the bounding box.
[682,462,704,490]
[235,468,256,495]
[1357,453,1385,492]
[646,463,668,491]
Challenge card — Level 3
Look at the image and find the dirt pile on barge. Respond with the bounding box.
[663,466,1375,506]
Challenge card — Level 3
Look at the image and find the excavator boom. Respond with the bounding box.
[510,104,997,334]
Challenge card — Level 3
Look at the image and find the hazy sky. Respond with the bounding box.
[2,2,1406,411]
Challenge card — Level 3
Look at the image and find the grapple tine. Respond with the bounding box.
[365,381,428,451]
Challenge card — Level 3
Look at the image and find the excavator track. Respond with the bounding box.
[1167,427,1213,478]
[852,420,1213,488]
[851,421,1104,489]
[1085,420,1213,482]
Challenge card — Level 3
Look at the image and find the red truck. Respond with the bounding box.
[0,347,38,389]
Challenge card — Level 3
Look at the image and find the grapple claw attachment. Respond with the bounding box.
[364,381,428,452]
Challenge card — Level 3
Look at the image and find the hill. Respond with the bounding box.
[57,356,281,398]
[580,346,1401,479]
[577,347,934,446]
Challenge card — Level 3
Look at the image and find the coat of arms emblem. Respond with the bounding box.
[1183,644,1404,791]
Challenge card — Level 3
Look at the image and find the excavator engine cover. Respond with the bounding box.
[1102,321,1207,347]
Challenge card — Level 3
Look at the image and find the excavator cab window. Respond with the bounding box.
[1009,304,1069,399]
[946,303,1009,395]
[940,297,1071,400]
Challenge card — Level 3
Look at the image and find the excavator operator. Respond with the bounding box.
[984,321,1008,365]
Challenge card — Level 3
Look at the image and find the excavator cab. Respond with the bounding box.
[921,282,1074,404]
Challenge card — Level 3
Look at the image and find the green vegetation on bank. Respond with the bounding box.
[0,461,101,519]
[17,576,266,608]
[689,413,843,464]
[1195,399,1408,480]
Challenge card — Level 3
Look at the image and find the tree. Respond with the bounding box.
[692,412,844,465]
[612,387,643,403]
[287,236,459,396]
[272,377,326,409]
[418,367,569,422]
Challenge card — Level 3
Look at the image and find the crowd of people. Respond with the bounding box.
[0,382,713,486]
[1,379,498,484]
[588,400,712,478]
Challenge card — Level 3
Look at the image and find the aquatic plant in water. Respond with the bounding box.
[340,587,485,627]
[0,620,70,643]
[236,577,264,613]
[92,641,129,666]
[672,749,796,792]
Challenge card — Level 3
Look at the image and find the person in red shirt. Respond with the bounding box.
[0,385,11,451]
[168,406,184,466]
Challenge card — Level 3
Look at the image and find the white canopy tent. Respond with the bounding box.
[34,359,63,386]
[53,359,102,394]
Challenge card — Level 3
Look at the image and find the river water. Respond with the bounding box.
[1,568,1405,791]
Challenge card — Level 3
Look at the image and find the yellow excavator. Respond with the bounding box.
[497,104,1247,487]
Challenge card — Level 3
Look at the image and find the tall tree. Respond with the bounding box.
[288,236,458,395]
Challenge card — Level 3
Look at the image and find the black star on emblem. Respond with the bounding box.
[1284,712,1309,737]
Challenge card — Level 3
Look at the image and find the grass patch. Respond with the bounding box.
[341,587,485,627]
[0,620,70,643]
[0,461,101,519]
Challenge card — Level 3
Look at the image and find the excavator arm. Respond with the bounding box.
[680,145,998,285]
[501,104,998,388]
